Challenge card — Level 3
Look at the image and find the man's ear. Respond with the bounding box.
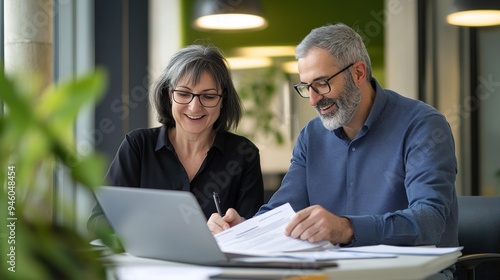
[351,61,367,86]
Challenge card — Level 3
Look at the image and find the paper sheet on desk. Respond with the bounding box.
[266,250,397,261]
[256,244,463,261]
[114,266,222,280]
[215,203,329,254]
[338,245,463,255]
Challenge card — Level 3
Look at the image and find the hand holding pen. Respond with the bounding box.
[208,194,247,234]
[212,192,224,217]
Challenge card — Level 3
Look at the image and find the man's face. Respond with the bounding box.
[297,47,361,131]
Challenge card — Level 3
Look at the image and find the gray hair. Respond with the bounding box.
[150,44,242,131]
[296,23,372,81]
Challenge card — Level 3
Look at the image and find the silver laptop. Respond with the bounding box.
[94,186,337,269]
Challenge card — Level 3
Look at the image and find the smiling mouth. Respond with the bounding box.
[318,102,337,114]
[186,114,204,120]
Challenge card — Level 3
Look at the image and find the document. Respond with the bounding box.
[214,203,330,255]
[269,249,397,261]
[114,265,222,280]
[213,203,461,261]
[338,245,463,255]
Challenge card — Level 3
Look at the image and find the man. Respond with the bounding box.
[208,23,458,277]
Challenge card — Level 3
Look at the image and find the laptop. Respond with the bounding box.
[94,186,337,269]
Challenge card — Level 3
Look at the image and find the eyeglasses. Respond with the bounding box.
[293,63,354,98]
[172,90,222,108]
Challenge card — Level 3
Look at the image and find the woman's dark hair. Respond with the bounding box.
[150,44,242,131]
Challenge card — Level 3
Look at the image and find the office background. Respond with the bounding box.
[1,0,500,235]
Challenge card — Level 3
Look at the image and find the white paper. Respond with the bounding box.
[338,245,463,255]
[269,250,397,260]
[214,203,329,254]
[113,265,222,280]
[226,243,396,261]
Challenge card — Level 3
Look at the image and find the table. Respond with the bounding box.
[104,251,461,280]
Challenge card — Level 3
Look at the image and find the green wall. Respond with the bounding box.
[180,0,385,82]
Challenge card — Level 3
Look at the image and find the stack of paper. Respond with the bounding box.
[215,203,329,254]
[215,203,463,261]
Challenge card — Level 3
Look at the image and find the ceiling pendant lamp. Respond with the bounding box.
[192,0,267,31]
[447,0,500,27]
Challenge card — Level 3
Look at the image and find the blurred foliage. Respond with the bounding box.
[236,67,285,145]
[0,66,111,279]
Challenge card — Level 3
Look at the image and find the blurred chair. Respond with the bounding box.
[455,196,500,280]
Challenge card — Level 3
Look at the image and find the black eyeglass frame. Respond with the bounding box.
[171,90,223,108]
[293,63,355,98]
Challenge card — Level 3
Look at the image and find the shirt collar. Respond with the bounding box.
[155,125,170,152]
[363,77,387,130]
[212,131,225,154]
[155,125,225,154]
[332,77,387,138]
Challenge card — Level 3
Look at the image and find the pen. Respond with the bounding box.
[213,192,223,217]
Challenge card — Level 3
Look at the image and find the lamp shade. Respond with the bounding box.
[447,0,500,26]
[192,0,267,31]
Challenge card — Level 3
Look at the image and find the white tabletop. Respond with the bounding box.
[104,251,460,280]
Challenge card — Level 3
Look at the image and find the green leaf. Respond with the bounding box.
[0,66,110,280]
[275,131,284,145]
[0,68,36,133]
[37,69,108,143]
[71,154,107,188]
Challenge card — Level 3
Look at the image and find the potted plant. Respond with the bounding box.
[0,66,111,279]
[235,66,286,146]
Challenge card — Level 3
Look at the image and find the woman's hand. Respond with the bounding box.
[207,208,244,234]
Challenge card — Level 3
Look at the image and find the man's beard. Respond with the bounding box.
[315,75,362,131]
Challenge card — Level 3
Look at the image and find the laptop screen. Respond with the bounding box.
[94,186,227,264]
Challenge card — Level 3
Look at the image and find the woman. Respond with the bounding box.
[88,45,264,234]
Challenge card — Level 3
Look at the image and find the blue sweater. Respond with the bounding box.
[258,78,458,247]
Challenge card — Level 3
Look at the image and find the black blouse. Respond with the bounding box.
[90,125,264,230]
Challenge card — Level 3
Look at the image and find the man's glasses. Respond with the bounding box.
[172,90,222,108]
[293,63,354,98]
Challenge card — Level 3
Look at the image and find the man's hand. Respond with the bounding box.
[284,205,354,244]
[207,208,244,234]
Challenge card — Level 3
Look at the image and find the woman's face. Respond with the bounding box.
[170,71,222,135]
